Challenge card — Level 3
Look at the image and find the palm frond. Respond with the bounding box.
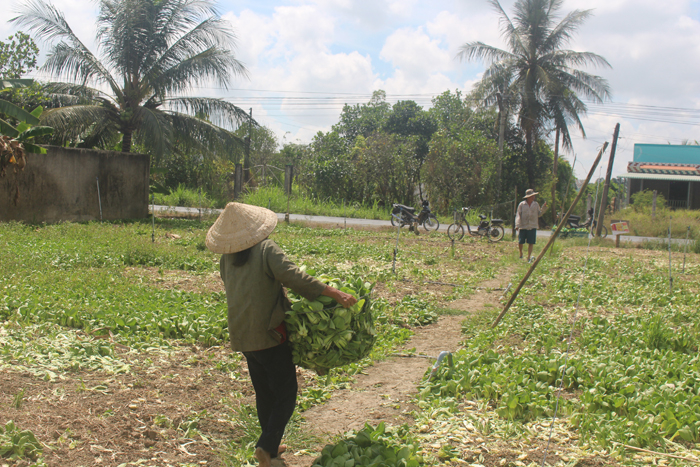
[12,0,120,94]
[489,0,528,56]
[166,111,245,160]
[150,47,247,96]
[547,49,611,70]
[77,118,121,149]
[544,8,593,53]
[134,106,172,161]
[164,96,251,130]
[144,16,244,88]
[43,42,119,93]
[40,82,109,107]
[553,68,611,102]
[40,105,115,145]
[457,42,512,64]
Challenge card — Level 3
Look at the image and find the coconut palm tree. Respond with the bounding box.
[12,0,249,161]
[458,0,611,188]
[469,62,520,200]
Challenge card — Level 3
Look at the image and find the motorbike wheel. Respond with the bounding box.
[447,223,465,241]
[423,214,440,232]
[488,225,505,242]
[600,225,608,238]
[390,214,399,227]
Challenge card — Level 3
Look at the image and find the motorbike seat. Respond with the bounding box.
[393,204,416,214]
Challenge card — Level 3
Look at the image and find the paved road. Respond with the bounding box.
[151,205,693,246]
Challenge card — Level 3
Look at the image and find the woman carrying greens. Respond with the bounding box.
[206,203,356,467]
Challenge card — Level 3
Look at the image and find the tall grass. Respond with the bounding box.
[239,186,389,219]
[153,184,216,209]
[605,206,700,238]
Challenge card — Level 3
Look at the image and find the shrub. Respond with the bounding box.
[630,189,666,213]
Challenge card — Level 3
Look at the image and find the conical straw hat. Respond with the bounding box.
[206,202,278,254]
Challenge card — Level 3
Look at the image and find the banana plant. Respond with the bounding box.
[1,79,54,173]
[0,101,53,155]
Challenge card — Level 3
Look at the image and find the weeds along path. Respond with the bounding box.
[287,270,511,466]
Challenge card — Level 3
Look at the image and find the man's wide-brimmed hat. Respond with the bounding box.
[206,202,277,254]
[523,189,539,198]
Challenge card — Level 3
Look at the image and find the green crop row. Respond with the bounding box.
[420,253,700,451]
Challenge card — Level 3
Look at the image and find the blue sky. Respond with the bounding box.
[5,0,700,177]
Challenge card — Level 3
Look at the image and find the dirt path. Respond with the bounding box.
[285,272,511,467]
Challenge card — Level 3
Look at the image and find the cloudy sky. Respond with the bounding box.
[5,0,700,177]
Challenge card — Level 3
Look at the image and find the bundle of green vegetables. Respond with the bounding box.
[312,423,423,467]
[285,274,375,375]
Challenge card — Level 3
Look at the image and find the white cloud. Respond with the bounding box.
[376,69,457,96]
[379,27,452,76]
[426,9,504,56]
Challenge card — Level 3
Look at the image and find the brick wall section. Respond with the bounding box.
[1,146,149,223]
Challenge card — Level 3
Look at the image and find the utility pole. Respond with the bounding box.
[596,123,620,237]
[243,108,253,185]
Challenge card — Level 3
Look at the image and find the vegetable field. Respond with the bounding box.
[1,219,699,467]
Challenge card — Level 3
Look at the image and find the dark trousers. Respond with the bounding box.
[242,342,298,458]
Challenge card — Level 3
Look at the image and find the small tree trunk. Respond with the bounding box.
[525,131,536,189]
[551,128,560,224]
[496,93,506,202]
[122,130,132,153]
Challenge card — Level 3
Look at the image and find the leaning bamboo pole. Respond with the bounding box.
[492,142,609,328]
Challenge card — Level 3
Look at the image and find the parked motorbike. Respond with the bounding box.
[555,208,608,238]
[390,200,440,233]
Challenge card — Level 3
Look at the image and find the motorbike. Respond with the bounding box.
[447,207,505,242]
[555,208,608,238]
[390,200,440,233]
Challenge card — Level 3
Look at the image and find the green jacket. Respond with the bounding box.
[220,239,327,352]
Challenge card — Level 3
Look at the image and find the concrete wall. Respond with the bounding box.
[1,146,149,223]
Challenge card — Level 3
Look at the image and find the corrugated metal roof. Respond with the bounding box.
[627,161,700,175]
[619,173,700,181]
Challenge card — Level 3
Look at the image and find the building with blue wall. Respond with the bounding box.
[619,144,700,209]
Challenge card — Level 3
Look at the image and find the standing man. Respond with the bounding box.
[515,189,547,262]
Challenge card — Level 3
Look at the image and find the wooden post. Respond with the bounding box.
[652,190,658,219]
[492,142,608,328]
[586,194,591,216]
[512,185,518,239]
[234,163,243,200]
[227,172,236,200]
[243,108,253,185]
[284,164,294,195]
[615,233,621,248]
[596,123,619,237]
